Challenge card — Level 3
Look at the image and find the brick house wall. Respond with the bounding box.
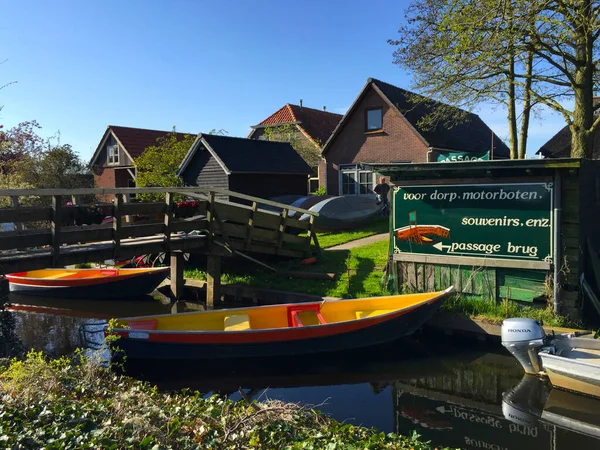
[93,166,134,202]
[322,86,429,195]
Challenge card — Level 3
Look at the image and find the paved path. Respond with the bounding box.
[325,233,388,251]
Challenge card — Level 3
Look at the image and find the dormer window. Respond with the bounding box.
[107,145,119,165]
[366,108,382,131]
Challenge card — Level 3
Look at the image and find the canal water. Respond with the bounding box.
[2,293,600,450]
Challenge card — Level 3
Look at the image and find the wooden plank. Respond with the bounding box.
[285,216,311,230]
[308,215,321,254]
[171,219,209,233]
[392,252,551,270]
[120,223,165,239]
[121,202,167,216]
[425,264,435,291]
[206,254,221,308]
[229,240,305,259]
[282,233,310,246]
[207,191,215,246]
[170,252,184,300]
[0,206,52,223]
[215,222,278,243]
[252,211,281,230]
[277,209,288,251]
[245,201,258,250]
[164,193,173,251]
[10,196,24,231]
[60,226,114,245]
[0,230,52,250]
[51,195,62,266]
[113,194,123,258]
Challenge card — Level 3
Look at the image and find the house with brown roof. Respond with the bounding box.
[248,102,342,190]
[320,78,510,196]
[89,125,191,198]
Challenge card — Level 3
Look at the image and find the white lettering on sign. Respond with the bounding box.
[508,242,538,257]
[437,405,502,429]
[509,423,538,437]
[401,189,542,203]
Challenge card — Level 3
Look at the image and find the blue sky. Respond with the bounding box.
[1,0,565,161]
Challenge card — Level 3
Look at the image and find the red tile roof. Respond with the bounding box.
[109,125,193,159]
[254,104,343,147]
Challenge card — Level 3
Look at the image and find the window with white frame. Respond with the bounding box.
[339,165,374,195]
[107,145,119,165]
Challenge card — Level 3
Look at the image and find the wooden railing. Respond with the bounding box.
[0,187,319,273]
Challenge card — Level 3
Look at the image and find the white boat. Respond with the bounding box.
[501,318,600,398]
[299,195,383,230]
[539,337,600,398]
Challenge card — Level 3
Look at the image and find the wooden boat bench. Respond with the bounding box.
[224,314,251,331]
[287,304,327,327]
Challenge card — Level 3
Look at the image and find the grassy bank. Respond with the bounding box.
[185,239,391,299]
[310,218,389,249]
[0,351,450,449]
[442,294,575,328]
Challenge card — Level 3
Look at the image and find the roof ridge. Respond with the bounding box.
[288,104,343,117]
[202,133,295,145]
[286,104,297,122]
[370,78,479,119]
[109,125,193,135]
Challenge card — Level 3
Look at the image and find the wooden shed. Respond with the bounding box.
[367,158,600,324]
[177,134,311,202]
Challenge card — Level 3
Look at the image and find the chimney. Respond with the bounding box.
[299,99,303,109]
[323,106,326,111]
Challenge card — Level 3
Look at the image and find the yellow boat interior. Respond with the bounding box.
[11,268,161,280]
[119,290,449,332]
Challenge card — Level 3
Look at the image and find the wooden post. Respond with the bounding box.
[122,192,132,224]
[277,209,288,254]
[113,194,123,259]
[170,251,184,300]
[207,191,215,246]
[307,215,321,255]
[206,254,221,309]
[51,195,62,267]
[245,201,257,250]
[164,192,173,251]
[10,196,24,231]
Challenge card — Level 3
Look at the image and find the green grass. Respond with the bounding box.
[309,217,389,249]
[442,294,577,328]
[184,239,391,299]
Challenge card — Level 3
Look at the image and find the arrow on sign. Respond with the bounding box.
[433,242,451,252]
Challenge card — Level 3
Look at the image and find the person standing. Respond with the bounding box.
[374,177,390,206]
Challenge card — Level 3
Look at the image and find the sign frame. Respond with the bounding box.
[391,182,554,267]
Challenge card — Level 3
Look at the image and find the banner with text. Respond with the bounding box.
[392,183,553,262]
[436,151,490,163]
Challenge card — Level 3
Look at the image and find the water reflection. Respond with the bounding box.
[4,292,600,449]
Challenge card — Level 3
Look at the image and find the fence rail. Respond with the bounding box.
[0,187,319,273]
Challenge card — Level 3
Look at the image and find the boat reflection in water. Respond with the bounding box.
[503,374,600,440]
[393,352,600,450]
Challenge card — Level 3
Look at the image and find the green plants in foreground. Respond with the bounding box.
[0,351,453,449]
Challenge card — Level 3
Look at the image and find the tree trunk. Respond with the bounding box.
[518,50,533,159]
[507,54,518,159]
[570,0,594,159]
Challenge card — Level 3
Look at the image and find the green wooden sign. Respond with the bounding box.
[392,183,553,262]
[436,151,490,162]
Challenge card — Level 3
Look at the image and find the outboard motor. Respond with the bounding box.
[501,318,547,374]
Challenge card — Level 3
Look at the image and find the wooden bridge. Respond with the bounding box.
[0,187,320,304]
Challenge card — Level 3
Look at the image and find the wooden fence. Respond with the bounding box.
[0,187,319,273]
